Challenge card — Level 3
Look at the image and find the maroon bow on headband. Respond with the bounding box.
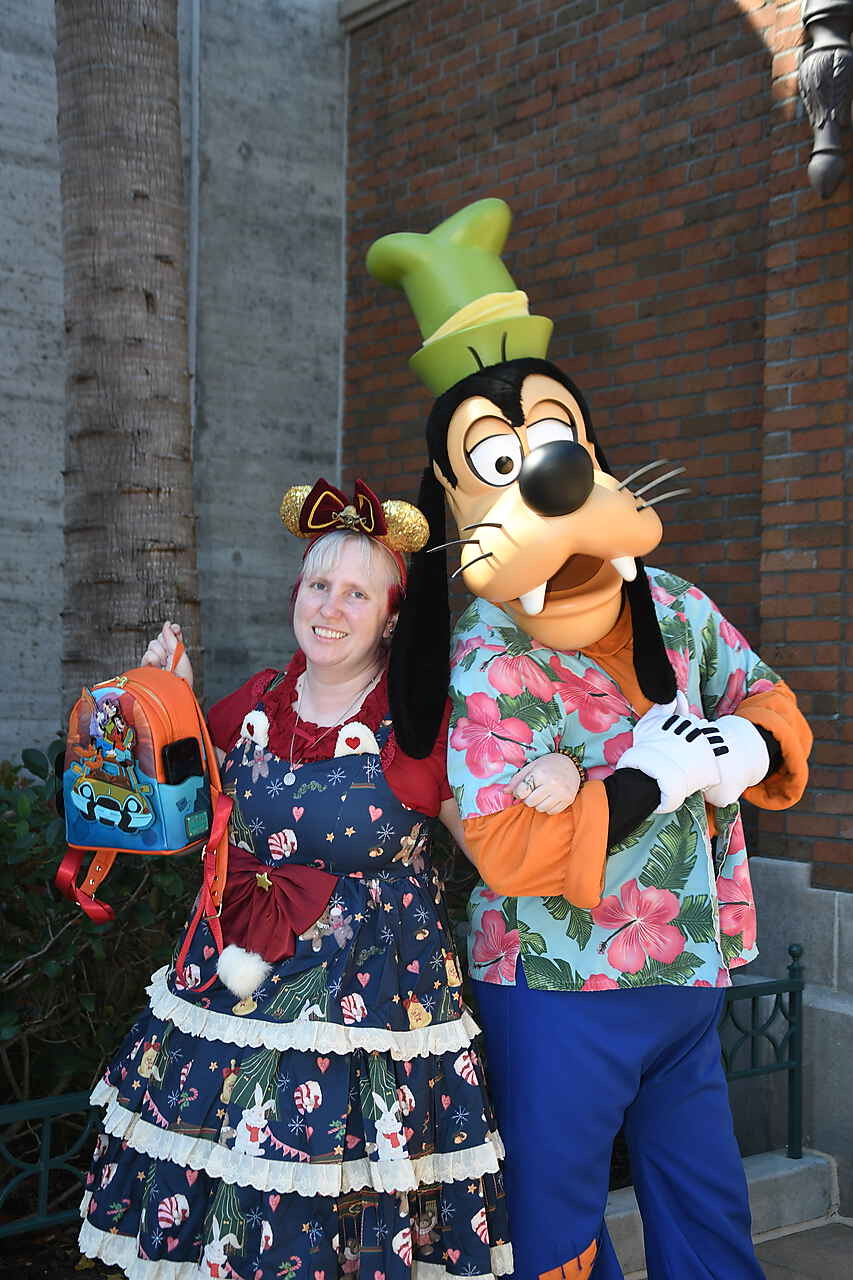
[298,478,388,539]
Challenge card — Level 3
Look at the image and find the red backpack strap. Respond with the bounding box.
[174,698,233,991]
[55,847,118,923]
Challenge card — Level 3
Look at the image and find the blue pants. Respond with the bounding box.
[474,974,764,1280]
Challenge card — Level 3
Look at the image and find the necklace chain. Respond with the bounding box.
[286,667,382,771]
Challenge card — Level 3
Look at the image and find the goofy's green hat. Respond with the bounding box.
[366,198,553,395]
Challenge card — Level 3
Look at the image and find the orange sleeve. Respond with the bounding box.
[736,681,812,810]
[461,780,610,908]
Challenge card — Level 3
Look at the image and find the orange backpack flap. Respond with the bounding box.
[56,643,230,929]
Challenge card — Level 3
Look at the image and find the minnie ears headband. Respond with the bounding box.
[279,477,430,556]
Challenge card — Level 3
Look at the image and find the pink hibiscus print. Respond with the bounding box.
[665,646,690,694]
[650,583,676,606]
[452,636,499,665]
[688,586,704,600]
[591,878,685,974]
[717,860,756,950]
[478,886,503,903]
[711,672,774,736]
[587,729,634,781]
[715,669,745,717]
[718,617,747,651]
[547,658,627,733]
[725,814,746,863]
[487,652,555,702]
[693,968,730,987]
[476,781,514,814]
[471,909,520,984]
[450,691,533,779]
[582,973,619,991]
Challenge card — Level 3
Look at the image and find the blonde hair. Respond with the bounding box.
[293,532,404,622]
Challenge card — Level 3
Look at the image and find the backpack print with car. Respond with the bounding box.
[54,643,232,980]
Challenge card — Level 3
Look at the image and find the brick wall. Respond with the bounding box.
[756,2,851,889]
[343,0,851,887]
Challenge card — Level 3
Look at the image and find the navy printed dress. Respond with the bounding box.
[79,684,512,1279]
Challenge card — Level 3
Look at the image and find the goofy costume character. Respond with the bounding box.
[367,200,812,1280]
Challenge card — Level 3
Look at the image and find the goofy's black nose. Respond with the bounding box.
[518,440,594,517]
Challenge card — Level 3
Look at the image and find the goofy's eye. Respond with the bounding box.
[525,418,576,451]
[466,434,523,487]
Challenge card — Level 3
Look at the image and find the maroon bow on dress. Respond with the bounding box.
[219,846,337,963]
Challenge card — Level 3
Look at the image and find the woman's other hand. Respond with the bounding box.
[437,797,470,857]
[505,753,582,814]
[141,620,194,687]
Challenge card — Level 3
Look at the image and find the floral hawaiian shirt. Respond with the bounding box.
[447,567,781,991]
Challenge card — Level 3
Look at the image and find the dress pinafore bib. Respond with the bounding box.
[80,693,512,1279]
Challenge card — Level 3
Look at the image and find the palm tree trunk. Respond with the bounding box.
[54,0,199,706]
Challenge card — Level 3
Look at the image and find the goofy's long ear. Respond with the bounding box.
[388,466,450,758]
[587,426,676,703]
[627,559,677,704]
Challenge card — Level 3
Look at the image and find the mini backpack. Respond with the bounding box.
[55,643,232,985]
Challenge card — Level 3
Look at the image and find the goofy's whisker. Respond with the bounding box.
[636,487,691,510]
[427,538,480,554]
[462,521,503,531]
[617,459,672,491]
[451,551,494,579]
[633,466,687,498]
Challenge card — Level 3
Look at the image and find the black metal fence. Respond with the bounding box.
[720,943,804,1159]
[0,1090,98,1240]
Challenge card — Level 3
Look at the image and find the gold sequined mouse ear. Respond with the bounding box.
[279,486,313,536]
[382,500,429,554]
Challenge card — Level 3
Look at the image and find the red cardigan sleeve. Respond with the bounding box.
[384,700,453,818]
[206,668,278,753]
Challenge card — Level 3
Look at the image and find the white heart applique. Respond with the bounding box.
[333,721,379,756]
[239,707,270,749]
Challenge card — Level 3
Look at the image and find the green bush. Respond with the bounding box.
[0,741,199,1101]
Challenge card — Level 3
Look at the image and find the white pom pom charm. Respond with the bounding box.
[216,944,272,998]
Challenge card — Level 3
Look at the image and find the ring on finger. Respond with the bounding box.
[526,775,537,791]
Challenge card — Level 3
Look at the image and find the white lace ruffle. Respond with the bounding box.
[80,1214,513,1280]
[92,1081,505,1197]
[415,1244,515,1278]
[148,965,482,1059]
[80,1215,196,1280]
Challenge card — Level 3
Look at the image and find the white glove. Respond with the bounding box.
[701,715,769,807]
[616,694,721,813]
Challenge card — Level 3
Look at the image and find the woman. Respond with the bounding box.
[77,478,575,1280]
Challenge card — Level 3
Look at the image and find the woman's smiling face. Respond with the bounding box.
[293,534,398,676]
